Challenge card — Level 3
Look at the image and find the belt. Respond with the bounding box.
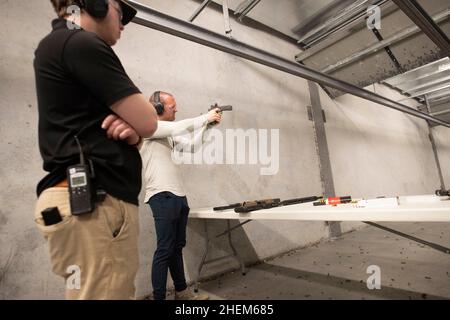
[54,178,69,188]
[52,179,106,202]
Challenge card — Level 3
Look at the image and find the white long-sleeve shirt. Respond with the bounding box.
[139,114,209,203]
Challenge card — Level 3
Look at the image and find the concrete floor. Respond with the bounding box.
[189,223,450,300]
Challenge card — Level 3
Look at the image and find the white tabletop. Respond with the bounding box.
[190,195,450,222]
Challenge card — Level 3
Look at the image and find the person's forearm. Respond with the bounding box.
[110,93,158,138]
[149,114,208,139]
[102,114,144,147]
[172,125,208,153]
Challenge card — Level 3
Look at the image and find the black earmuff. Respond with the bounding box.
[78,0,109,19]
[153,91,164,115]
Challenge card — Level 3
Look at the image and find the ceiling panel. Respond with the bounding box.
[382,57,450,125]
[210,0,343,40]
[197,0,449,100]
[383,57,450,104]
[300,0,450,97]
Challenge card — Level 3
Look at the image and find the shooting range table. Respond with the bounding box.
[189,195,450,290]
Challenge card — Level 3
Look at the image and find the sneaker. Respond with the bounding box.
[174,289,209,300]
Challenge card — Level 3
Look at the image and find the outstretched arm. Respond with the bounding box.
[172,109,222,153]
[172,124,208,153]
[149,108,222,139]
[151,115,208,139]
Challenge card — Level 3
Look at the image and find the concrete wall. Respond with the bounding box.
[434,126,450,188]
[323,83,443,198]
[0,0,448,299]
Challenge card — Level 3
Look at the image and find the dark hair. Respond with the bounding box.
[50,0,80,18]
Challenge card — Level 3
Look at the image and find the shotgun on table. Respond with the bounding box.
[213,196,323,213]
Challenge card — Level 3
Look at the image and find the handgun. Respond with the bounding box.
[208,103,232,125]
[208,103,233,112]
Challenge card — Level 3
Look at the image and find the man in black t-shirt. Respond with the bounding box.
[34,0,157,299]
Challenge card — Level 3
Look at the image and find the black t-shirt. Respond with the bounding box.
[34,19,142,205]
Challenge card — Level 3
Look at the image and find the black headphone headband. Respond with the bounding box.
[76,0,137,25]
[77,0,109,19]
[154,91,161,104]
[153,91,164,115]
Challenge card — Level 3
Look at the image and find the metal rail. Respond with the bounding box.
[125,0,450,127]
[364,222,450,254]
[188,0,213,22]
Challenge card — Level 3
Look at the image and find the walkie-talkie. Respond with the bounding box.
[67,136,95,215]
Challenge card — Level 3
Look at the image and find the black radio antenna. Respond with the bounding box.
[74,136,85,165]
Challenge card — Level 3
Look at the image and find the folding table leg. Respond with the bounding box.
[194,219,210,292]
[194,219,247,292]
[226,219,247,275]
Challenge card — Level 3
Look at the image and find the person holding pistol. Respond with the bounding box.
[140,91,223,300]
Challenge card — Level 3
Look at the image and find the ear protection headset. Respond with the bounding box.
[152,91,165,115]
[77,0,109,19]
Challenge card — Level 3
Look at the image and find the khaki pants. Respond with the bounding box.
[34,187,139,300]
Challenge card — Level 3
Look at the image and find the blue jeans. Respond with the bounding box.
[148,192,189,300]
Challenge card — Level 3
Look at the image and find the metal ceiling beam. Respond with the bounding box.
[425,96,446,192]
[392,0,450,56]
[188,0,213,22]
[384,57,450,87]
[125,0,450,128]
[431,109,450,117]
[404,84,450,100]
[295,0,396,61]
[222,0,232,36]
[305,10,368,48]
[428,88,450,101]
[297,0,371,45]
[401,74,450,93]
[235,0,261,21]
[429,95,450,106]
[320,9,450,74]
